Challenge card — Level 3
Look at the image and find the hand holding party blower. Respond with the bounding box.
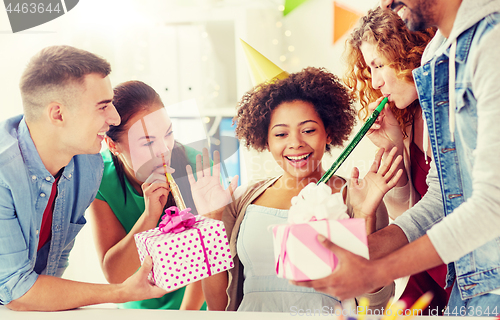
[135,156,234,292]
[318,96,388,184]
[161,154,186,210]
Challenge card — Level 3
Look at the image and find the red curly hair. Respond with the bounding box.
[343,7,435,137]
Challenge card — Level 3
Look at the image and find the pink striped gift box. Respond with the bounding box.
[272,218,368,281]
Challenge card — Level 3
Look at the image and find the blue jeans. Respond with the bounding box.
[445,282,500,316]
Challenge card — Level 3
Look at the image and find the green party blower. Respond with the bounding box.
[318,96,388,184]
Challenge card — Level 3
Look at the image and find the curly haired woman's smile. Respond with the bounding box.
[267,100,331,181]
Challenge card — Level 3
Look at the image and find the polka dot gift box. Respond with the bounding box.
[134,206,233,291]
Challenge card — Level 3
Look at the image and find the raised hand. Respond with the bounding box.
[366,97,403,153]
[187,148,238,220]
[349,147,403,233]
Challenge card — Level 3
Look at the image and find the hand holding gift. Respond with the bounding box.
[289,234,382,300]
[134,206,233,292]
[119,255,168,302]
[273,182,369,281]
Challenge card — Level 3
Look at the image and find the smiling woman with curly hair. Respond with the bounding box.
[235,66,356,153]
[190,66,404,312]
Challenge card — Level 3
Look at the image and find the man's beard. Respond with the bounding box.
[391,0,435,32]
[405,10,429,32]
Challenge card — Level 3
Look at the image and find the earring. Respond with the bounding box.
[114,152,120,156]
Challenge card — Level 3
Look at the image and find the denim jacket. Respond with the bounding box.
[0,115,103,304]
[408,13,500,300]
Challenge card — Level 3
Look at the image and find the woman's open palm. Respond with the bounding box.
[349,147,403,225]
[187,148,238,220]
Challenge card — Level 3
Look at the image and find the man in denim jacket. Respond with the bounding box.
[0,46,166,311]
[294,0,500,314]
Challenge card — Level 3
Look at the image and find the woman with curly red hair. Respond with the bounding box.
[189,66,403,312]
[343,6,450,314]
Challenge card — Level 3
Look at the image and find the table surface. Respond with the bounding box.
[1,305,497,320]
[0,306,295,320]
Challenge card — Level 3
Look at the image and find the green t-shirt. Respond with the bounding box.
[96,146,206,310]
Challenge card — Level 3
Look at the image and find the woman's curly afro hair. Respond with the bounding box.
[234,66,356,153]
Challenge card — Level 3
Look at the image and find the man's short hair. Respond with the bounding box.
[20,45,111,121]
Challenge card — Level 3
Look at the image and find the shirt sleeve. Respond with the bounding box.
[392,161,444,243]
[427,25,500,264]
[0,184,38,305]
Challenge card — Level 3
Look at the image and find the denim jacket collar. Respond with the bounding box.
[17,118,75,182]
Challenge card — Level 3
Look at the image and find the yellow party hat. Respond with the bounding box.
[240,39,289,86]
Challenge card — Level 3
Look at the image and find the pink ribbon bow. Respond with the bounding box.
[159,206,196,233]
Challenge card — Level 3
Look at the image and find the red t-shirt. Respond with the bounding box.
[37,171,62,251]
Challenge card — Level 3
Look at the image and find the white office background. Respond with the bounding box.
[0,0,380,301]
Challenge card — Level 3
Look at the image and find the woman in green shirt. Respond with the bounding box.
[88,80,205,310]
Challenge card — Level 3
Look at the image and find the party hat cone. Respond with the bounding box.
[240,39,289,86]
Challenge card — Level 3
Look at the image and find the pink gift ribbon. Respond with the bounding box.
[194,225,212,277]
[159,206,196,233]
[141,210,213,284]
[276,225,291,278]
[276,219,332,279]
